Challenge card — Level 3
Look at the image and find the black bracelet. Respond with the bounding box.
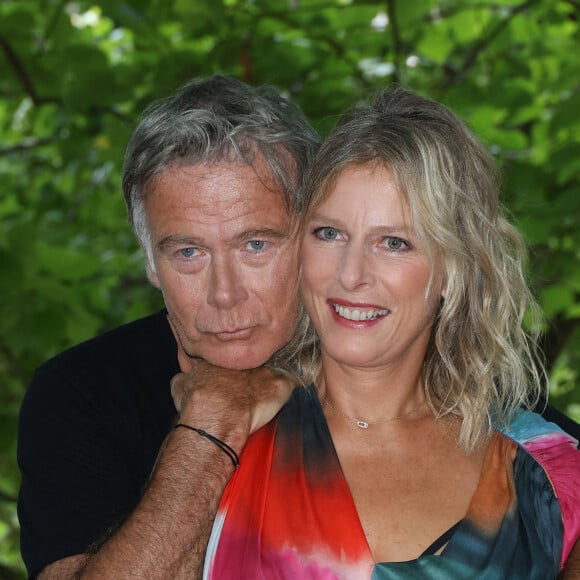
[174,423,240,469]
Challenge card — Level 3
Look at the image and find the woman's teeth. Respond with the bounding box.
[333,304,388,321]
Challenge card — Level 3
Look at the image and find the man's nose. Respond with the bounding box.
[207,255,249,308]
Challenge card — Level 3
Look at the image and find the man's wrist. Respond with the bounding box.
[175,410,250,457]
[174,423,240,468]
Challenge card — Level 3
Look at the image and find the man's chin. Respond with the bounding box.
[178,329,289,370]
[194,344,274,371]
[204,354,268,371]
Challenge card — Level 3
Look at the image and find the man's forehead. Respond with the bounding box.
[148,158,289,207]
[145,160,297,244]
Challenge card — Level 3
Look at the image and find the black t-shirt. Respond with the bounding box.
[17,310,580,577]
[17,310,179,578]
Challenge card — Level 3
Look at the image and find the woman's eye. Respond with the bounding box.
[247,240,266,251]
[384,237,408,251]
[315,227,340,240]
[179,247,197,258]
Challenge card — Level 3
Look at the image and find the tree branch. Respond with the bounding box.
[0,137,54,156]
[257,6,372,89]
[0,36,133,126]
[0,36,59,106]
[443,0,537,86]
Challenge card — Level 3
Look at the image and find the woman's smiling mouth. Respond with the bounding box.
[331,302,389,322]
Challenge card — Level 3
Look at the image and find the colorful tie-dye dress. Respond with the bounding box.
[204,385,580,579]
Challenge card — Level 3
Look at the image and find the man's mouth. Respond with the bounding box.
[214,327,254,341]
[332,303,389,321]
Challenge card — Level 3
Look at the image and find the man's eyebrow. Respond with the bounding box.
[157,235,205,251]
[234,228,289,242]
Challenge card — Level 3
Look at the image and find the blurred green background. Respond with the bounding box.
[1,0,579,576]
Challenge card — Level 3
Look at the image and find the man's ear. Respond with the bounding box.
[146,264,160,289]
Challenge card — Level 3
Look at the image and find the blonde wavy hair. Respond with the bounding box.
[269,85,546,453]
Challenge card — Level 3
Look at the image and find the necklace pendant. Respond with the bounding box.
[356,420,369,429]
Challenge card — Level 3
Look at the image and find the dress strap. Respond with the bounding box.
[420,520,463,556]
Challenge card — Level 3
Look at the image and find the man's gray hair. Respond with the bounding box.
[122,75,321,263]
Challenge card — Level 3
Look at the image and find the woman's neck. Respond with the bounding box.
[317,357,427,426]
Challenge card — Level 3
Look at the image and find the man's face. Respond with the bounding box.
[144,159,300,371]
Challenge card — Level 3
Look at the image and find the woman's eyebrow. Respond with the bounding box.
[308,213,413,235]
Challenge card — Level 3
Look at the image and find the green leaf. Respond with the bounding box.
[540,284,575,317]
[35,243,102,280]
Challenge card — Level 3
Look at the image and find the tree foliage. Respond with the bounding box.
[1,0,579,574]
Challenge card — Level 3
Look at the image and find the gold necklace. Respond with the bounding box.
[319,392,427,429]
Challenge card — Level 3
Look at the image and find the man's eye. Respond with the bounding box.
[384,237,408,251]
[179,247,197,258]
[247,240,266,251]
[315,227,339,240]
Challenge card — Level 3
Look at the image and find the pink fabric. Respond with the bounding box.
[524,433,580,568]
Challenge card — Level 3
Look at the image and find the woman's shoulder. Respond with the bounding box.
[499,409,578,500]
[502,408,578,447]
[500,409,580,567]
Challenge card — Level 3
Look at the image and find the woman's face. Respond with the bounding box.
[301,164,445,371]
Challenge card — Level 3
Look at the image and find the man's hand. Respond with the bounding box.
[41,364,294,579]
[171,363,294,438]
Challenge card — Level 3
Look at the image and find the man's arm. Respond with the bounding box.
[38,365,292,579]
